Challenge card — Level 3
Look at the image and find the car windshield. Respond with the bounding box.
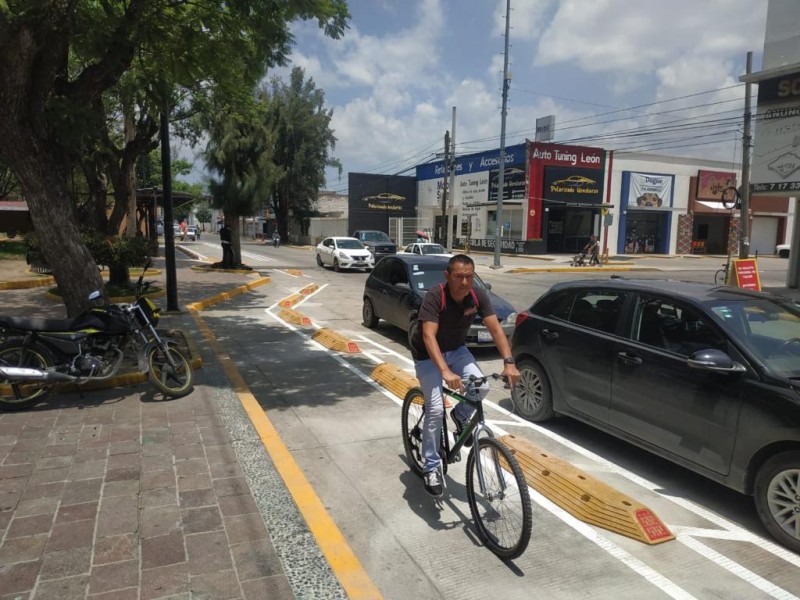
[336,239,365,250]
[362,232,390,242]
[421,244,447,254]
[408,263,487,292]
[706,297,800,378]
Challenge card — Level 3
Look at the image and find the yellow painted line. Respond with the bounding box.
[189,309,382,599]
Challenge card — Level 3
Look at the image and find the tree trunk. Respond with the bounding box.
[13,147,104,316]
[226,212,242,266]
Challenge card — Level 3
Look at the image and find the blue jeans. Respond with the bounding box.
[414,346,488,473]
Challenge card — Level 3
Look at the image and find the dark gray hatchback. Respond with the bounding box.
[510,278,800,552]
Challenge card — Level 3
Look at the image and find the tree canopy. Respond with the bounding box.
[0,0,349,315]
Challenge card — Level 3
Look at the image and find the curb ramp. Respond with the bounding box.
[500,434,674,545]
[186,276,271,312]
[312,328,360,353]
[279,308,313,326]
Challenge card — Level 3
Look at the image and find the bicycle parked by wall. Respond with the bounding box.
[715,254,732,285]
[401,374,532,559]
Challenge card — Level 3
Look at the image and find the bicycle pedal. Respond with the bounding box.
[449,450,461,463]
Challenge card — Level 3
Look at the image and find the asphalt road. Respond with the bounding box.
[183,239,800,599]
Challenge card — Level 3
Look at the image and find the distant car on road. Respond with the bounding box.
[186,226,198,241]
[776,242,790,258]
[315,237,374,272]
[351,230,397,260]
[362,254,516,347]
[399,242,452,257]
[510,277,800,553]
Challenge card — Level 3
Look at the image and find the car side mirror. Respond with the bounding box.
[484,282,493,291]
[686,349,745,374]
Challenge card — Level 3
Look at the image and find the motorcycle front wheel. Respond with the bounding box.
[147,343,194,397]
[0,341,54,411]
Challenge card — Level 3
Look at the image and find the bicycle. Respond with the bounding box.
[714,258,730,285]
[401,374,532,559]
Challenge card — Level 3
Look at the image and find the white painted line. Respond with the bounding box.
[679,536,800,600]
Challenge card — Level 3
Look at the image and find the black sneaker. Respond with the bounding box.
[423,470,443,497]
[451,411,472,447]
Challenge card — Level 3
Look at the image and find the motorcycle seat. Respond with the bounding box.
[0,316,81,333]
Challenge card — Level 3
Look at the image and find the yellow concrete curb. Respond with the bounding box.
[500,434,674,545]
[44,288,168,303]
[311,328,361,353]
[190,265,254,274]
[278,308,313,326]
[286,269,304,276]
[186,277,271,312]
[0,276,56,290]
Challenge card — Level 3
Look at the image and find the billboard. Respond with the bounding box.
[751,74,800,193]
[696,170,736,200]
[543,167,603,203]
[348,173,417,233]
[626,172,674,208]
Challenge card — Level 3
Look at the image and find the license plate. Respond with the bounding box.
[478,330,492,343]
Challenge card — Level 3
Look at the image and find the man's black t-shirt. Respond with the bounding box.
[410,284,495,360]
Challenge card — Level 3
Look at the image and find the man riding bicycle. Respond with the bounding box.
[409,254,520,497]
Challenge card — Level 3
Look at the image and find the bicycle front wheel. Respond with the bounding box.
[401,388,426,477]
[466,437,532,559]
[714,269,728,285]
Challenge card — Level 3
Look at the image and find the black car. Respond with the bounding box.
[362,254,517,347]
[510,277,800,552]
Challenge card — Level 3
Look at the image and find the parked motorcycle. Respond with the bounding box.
[0,262,193,410]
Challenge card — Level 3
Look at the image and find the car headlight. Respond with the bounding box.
[504,312,517,325]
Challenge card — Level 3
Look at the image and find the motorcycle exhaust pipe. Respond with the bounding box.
[0,366,75,383]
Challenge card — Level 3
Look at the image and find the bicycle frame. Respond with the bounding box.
[440,384,506,496]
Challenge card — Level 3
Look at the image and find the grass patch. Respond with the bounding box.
[0,239,28,260]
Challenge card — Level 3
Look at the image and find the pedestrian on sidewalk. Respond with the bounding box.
[220,221,234,268]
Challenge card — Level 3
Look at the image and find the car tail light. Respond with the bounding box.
[515,312,530,328]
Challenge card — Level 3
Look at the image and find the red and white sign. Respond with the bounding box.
[731,258,762,291]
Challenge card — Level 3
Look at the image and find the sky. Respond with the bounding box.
[268,0,770,195]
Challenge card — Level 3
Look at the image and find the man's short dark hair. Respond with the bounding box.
[446,254,475,273]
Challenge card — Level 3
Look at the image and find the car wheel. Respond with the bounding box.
[511,358,554,422]
[754,451,800,553]
[333,258,341,272]
[362,298,379,328]
[316,253,323,267]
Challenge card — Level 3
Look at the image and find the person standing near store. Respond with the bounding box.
[219,221,233,268]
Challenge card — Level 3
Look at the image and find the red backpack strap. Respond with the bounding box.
[439,284,479,313]
[439,283,446,313]
[470,288,479,308]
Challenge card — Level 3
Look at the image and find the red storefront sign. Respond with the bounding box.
[527,142,606,240]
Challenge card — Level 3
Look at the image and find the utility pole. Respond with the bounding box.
[447,107,457,253]
[493,0,512,269]
[160,105,178,312]
[440,130,450,245]
[739,51,753,259]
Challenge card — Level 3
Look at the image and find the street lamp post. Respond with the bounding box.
[493,0,512,269]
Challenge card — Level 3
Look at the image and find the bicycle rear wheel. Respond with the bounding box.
[714,268,728,285]
[466,437,532,559]
[402,388,426,477]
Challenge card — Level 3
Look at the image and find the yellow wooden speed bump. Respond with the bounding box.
[299,283,318,295]
[370,363,420,400]
[286,269,304,276]
[279,308,312,326]
[278,293,304,308]
[500,434,674,545]
[312,328,360,353]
